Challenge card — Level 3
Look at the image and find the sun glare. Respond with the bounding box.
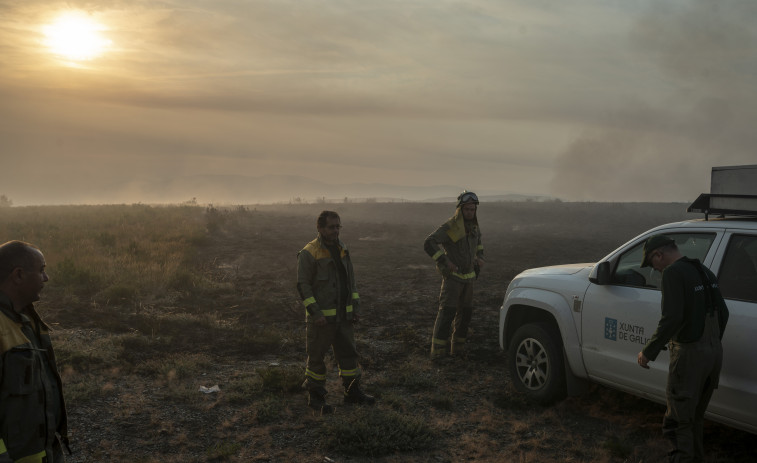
[43,12,112,61]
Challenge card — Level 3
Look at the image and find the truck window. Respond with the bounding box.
[718,234,757,302]
[611,233,717,289]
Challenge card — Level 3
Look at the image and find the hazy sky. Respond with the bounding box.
[1,0,756,205]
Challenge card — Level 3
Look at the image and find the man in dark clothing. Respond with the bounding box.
[296,211,375,414]
[0,240,69,463]
[638,235,729,463]
[424,191,484,359]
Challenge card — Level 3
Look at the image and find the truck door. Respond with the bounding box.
[581,231,720,399]
[706,232,757,431]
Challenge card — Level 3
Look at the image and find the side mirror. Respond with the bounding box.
[590,261,611,285]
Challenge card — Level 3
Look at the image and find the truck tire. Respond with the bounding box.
[507,323,566,404]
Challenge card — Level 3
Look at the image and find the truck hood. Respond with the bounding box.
[506,263,595,296]
[517,263,594,277]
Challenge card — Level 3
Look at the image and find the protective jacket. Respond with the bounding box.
[424,206,484,283]
[0,294,69,463]
[643,257,729,361]
[297,236,359,322]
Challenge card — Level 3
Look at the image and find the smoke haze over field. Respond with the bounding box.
[1,0,756,205]
[550,1,757,201]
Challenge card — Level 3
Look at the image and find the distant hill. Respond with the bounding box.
[6,173,552,206]
[114,174,551,205]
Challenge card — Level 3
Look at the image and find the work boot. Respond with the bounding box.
[430,345,449,362]
[343,379,376,405]
[306,386,334,415]
[450,341,466,358]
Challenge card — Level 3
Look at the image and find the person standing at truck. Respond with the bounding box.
[424,190,484,360]
[637,235,729,463]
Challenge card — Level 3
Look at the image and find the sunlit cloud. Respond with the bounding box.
[42,11,112,62]
[1,0,755,205]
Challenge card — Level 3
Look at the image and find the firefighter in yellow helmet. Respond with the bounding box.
[424,191,484,359]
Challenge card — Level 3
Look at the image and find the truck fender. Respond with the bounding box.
[502,286,588,382]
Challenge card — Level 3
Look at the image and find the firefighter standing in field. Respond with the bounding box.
[297,210,375,414]
[424,191,484,360]
[0,240,70,463]
[637,235,729,463]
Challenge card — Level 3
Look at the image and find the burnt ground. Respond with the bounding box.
[56,201,756,462]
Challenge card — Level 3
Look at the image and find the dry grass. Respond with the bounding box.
[1,201,753,462]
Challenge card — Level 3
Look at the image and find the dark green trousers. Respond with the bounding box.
[662,313,723,463]
[304,320,360,388]
[431,278,474,357]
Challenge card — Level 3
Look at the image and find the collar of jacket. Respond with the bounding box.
[316,234,346,252]
[0,292,45,330]
[445,206,478,243]
[0,291,21,322]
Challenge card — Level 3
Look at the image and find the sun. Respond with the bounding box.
[43,12,112,61]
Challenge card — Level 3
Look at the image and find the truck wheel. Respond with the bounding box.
[507,323,566,404]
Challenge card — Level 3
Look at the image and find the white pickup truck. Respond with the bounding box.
[498,169,757,434]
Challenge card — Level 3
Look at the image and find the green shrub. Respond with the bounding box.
[492,387,532,411]
[0,204,209,305]
[205,206,226,233]
[168,269,195,292]
[136,353,212,382]
[324,408,434,457]
[56,345,101,372]
[224,375,263,404]
[52,257,100,289]
[430,393,453,411]
[603,433,632,459]
[95,231,117,247]
[100,284,139,302]
[257,365,303,393]
[255,395,284,424]
[377,392,409,412]
[62,374,106,405]
[206,440,241,460]
[392,325,425,350]
[237,326,304,356]
[54,331,125,372]
[382,361,435,391]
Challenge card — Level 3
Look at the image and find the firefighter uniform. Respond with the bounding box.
[297,233,373,412]
[642,246,729,462]
[0,293,69,463]
[424,193,483,358]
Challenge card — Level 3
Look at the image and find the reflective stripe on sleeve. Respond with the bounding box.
[0,438,6,454]
[302,297,316,307]
[352,292,359,300]
[477,245,484,251]
[452,271,476,280]
[432,250,444,260]
[346,305,353,313]
[432,338,448,346]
